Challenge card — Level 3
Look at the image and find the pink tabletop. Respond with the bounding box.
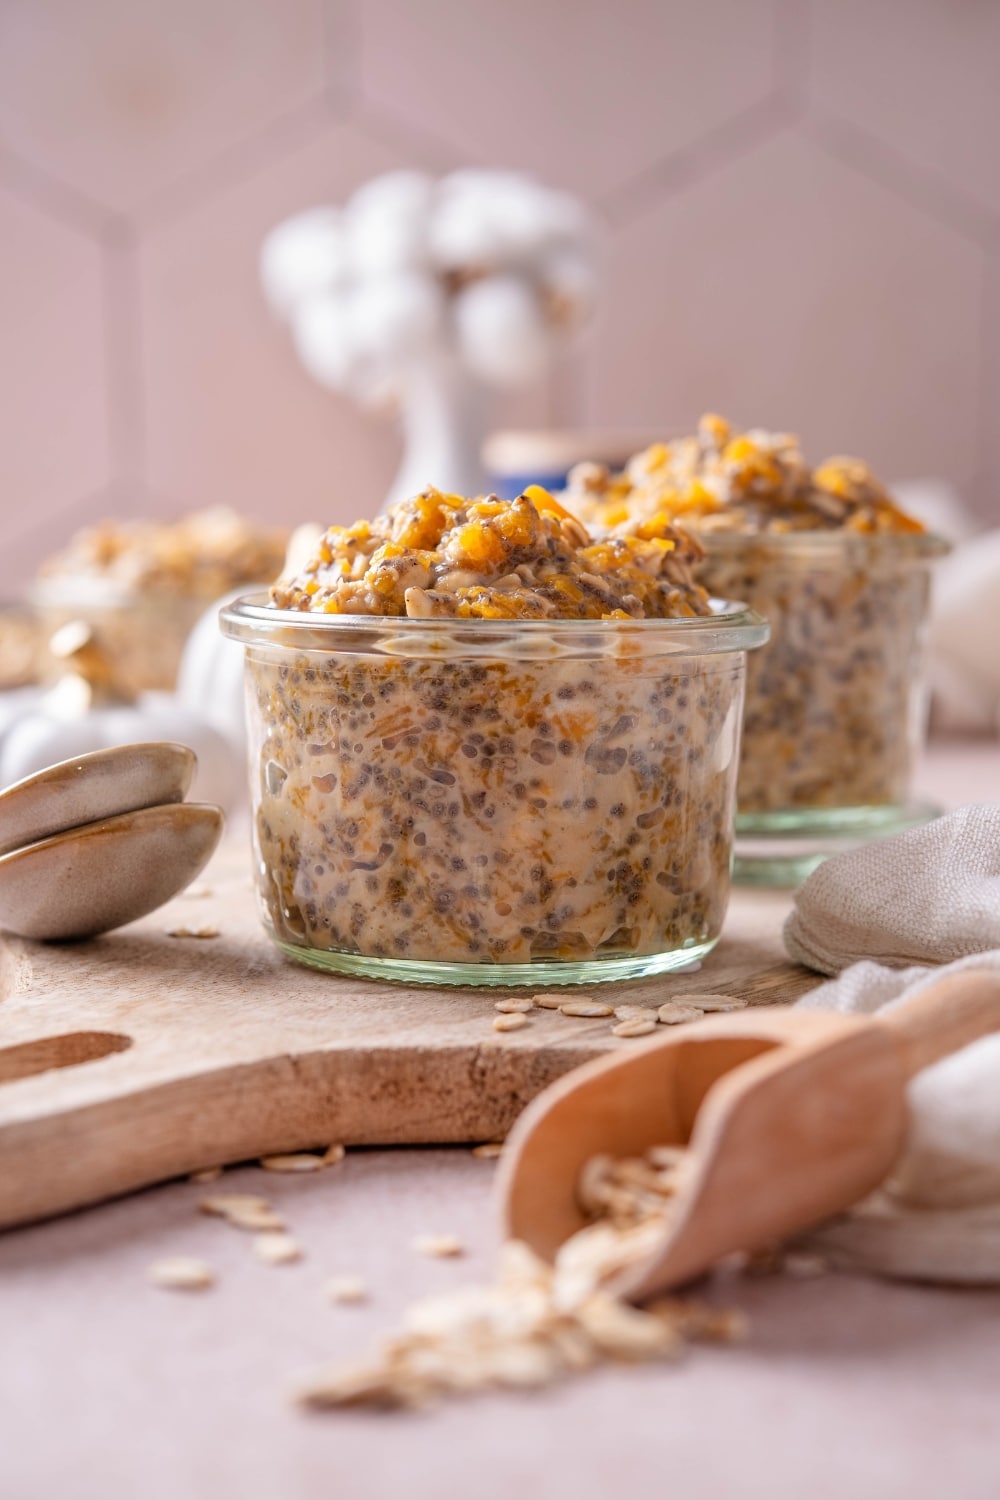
[2,739,999,1500]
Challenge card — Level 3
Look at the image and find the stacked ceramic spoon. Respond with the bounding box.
[0,744,224,940]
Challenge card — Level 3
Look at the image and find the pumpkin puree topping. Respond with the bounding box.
[270,487,712,621]
[563,413,926,537]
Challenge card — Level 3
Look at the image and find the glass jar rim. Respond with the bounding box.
[220,593,770,659]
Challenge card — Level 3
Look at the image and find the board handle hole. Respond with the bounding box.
[0,1031,132,1085]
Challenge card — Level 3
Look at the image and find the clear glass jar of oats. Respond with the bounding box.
[221,488,767,985]
[564,416,950,880]
[34,507,289,694]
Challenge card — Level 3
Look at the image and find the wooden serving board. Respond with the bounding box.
[0,842,818,1231]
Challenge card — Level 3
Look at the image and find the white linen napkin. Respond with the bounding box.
[783,804,1000,975]
[927,527,1000,736]
[783,810,1000,1281]
[795,951,1000,1210]
[791,952,1000,1283]
[889,479,1000,735]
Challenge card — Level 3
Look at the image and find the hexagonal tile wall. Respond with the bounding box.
[139,121,414,530]
[584,131,984,486]
[811,0,1000,223]
[0,0,329,217]
[0,486,138,602]
[357,0,780,201]
[0,184,110,548]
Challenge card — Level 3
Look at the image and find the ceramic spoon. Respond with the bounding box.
[0,742,195,858]
[497,968,1000,1301]
[0,801,223,941]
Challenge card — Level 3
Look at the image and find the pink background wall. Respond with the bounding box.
[0,0,998,594]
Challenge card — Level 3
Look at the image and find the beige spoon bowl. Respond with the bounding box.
[0,743,195,858]
[0,801,224,941]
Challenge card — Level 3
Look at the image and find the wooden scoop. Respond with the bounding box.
[497,969,1000,1301]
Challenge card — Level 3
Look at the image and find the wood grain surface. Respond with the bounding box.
[0,841,817,1230]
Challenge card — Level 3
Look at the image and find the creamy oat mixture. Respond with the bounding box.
[565,416,939,814]
[245,489,748,972]
[695,540,933,811]
[271,485,712,620]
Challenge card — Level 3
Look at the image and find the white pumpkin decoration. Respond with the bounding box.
[176,587,250,758]
[175,534,326,760]
[0,622,238,811]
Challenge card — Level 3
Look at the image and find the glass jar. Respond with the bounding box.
[697,531,949,883]
[32,581,208,695]
[221,598,768,986]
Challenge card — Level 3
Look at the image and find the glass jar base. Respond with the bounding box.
[733,801,942,888]
[271,934,718,988]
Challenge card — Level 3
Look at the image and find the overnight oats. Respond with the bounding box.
[35,507,289,693]
[565,416,949,880]
[221,488,767,985]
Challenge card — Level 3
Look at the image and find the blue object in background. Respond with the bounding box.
[491,468,572,499]
[483,430,660,499]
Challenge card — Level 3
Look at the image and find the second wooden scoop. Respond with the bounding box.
[498,969,1000,1300]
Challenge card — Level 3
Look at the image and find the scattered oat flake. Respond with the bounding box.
[188,1166,223,1184]
[291,1220,744,1412]
[657,1301,748,1344]
[290,1143,747,1414]
[493,1012,529,1033]
[322,1143,346,1166]
[471,1142,504,1159]
[179,883,213,900]
[494,997,532,1014]
[227,1205,287,1232]
[614,1005,658,1022]
[167,925,220,939]
[577,1153,616,1218]
[657,1003,704,1025]
[325,1275,368,1305]
[199,1194,284,1230]
[413,1234,464,1259]
[295,1363,405,1410]
[199,1193,273,1219]
[741,1246,787,1277]
[488,1340,561,1389]
[260,1153,325,1173]
[646,1144,688,1170]
[531,993,565,1009]
[611,1016,658,1038]
[559,1001,614,1018]
[576,1293,683,1361]
[684,993,748,1012]
[783,1251,828,1279]
[199,1193,284,1231]
[148,1256,214,1291]
[254,1232,302,1266]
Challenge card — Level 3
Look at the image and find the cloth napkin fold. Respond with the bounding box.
[783,808,1000,1281]
[795,951,1000,1211]
[791,951,1000,1282]
[927,527,1000,736]
[783,804,1000,975]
